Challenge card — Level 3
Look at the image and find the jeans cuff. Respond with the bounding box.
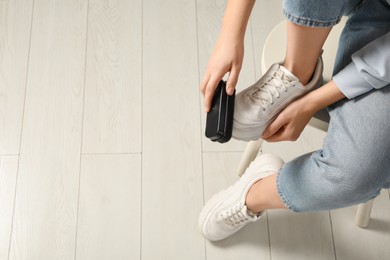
[283,9,341,28]
[276,170,300,213]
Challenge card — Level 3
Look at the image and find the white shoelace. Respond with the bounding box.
[219,204,255,227]
[252,67,295,111]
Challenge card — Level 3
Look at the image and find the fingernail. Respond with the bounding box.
[227,87,233,95]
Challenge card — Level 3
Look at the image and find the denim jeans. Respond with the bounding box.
[277,0,390,212]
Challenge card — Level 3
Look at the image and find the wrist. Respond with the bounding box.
[219,27,245,45]
[302,92,322,112]
[295,95,318,116]
[215,32,244,55]
[302,80,346,112]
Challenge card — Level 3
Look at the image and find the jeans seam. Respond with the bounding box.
[276,171,299,212]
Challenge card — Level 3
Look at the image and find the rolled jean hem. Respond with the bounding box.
[276,171,299,213]
[283,9,341,28]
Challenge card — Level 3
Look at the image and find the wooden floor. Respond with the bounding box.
[1,0,389,259]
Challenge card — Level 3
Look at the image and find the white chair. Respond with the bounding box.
[237,18,374,228]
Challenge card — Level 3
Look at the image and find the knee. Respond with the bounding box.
[321,163,383,205]
[278,152,387,212]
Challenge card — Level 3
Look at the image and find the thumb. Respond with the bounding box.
[226,65,240,95]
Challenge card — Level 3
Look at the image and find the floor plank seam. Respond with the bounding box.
[73,0,91,259]
[140,0,144,259]
[329,211,338,260]
[194,0,208,258]
[202,150,246,154]
[266,211,272,260]
[249,16,258,81]
[81,152,142,155]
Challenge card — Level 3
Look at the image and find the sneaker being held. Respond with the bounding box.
[198,154,284,241]
[232,57,323,141]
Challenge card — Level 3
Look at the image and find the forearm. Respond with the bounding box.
[219,0,255,41]
[200,0,255,111]
[303,80,346,113]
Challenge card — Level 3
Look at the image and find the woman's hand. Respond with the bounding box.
[262,80,346,142]
[200,38,244,112]
[262,98,315,142]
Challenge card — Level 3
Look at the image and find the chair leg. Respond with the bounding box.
[237,139,263,177]
[355,199,374,228]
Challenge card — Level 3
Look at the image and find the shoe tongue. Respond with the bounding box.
[242,205,259,221]
[279,65,299,82]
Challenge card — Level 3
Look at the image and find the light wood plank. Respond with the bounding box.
[203,152,270,260]
[268,210,335,260]
[197,0,255,152]
[0,0,33,154]
[9,0,88,259]
[82,0,142,154]
[75,154,141,260]
[0,156,18,259]
[142,0,205,259]
[331,189,390,260]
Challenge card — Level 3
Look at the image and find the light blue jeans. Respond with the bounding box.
[277,0,390,212]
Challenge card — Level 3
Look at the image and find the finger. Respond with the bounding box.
[200,74,210,97]
[263,128,285,142]
[204,73,224,112]
[262,115,285,139]
[226,65,241,95]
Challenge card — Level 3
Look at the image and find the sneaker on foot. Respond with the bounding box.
[232,57,323,141]
[198,154,284,241]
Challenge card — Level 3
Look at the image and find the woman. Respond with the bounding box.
[199,0,390,241]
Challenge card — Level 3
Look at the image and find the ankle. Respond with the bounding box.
[282,62,314,85]
[245,173,286,213]
[245,180,264,214]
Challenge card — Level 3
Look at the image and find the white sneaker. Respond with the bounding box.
[198,154,284,241]
[232,57,323,141]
